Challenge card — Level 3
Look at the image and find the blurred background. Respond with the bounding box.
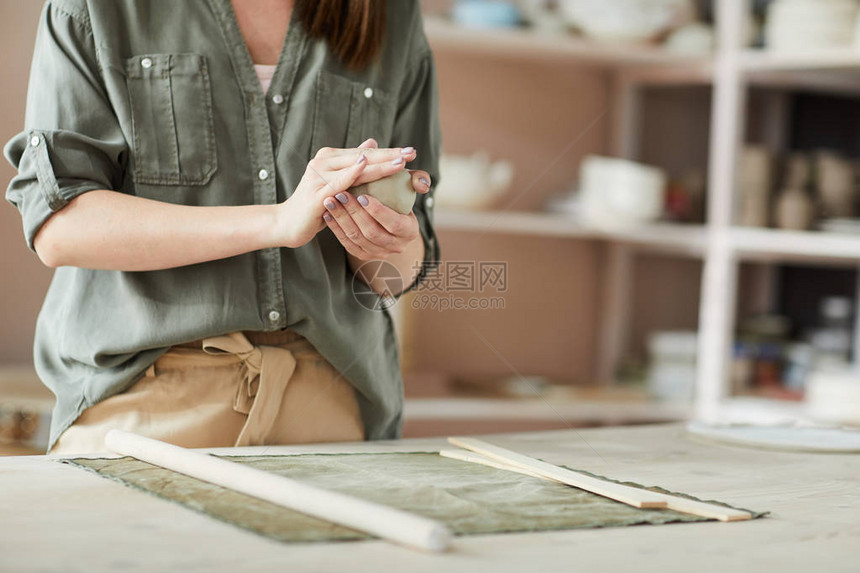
[3,0,860,454]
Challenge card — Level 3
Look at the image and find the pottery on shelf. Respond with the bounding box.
[558,0,695,44]
[517,0,568,34]
[664,22,714,53]
[775,187,815,231]
[433,151,514,211]
[816,151,855,219]
[784,153,812,189]
[765,0,859,52]
[543,190,583,217]
[807,365,860,426]
[452,0,522,29]
[647,330,698,402]
[578,154,667,228]
[739,146,773,228]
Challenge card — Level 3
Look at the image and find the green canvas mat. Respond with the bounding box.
[59,452,766,543]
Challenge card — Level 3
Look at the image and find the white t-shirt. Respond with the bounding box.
[253,64,276,94]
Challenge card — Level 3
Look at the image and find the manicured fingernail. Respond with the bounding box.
[357,195,369,207]
[419,177,430,187]
[323,212,333,222]
[391,157,403,165]
[324,198,337,210]
[335,192,349,204]
[401,147,414,155]
[355,153,367,165]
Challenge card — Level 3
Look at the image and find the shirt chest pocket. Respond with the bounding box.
[310,70,397,156]
[123,53,218,186]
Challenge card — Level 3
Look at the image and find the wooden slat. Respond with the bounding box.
[446,438,752,522]
[447,437,667,509]
[439,448,546,479]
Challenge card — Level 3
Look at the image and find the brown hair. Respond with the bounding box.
[295,0,387,71]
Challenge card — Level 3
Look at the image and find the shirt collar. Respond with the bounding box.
[205,0,307,106]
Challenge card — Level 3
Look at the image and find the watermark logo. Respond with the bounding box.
[351,260,403,311]
[412,260,507,312]
[351,260,508,312]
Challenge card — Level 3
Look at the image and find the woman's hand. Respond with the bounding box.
[275,142,417,248]
[321,138,432,261]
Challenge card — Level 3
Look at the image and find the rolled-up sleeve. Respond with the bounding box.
[389,26,443,298]
[4,2,127,254]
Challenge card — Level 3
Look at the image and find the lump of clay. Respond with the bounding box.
[350,169,416,215]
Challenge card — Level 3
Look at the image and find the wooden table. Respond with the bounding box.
[2,424,857,573]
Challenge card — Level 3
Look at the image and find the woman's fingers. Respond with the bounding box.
[310,140,420,190]
[323,155,368,196]
[322,211,374,260]
[339,192,402,249]
[322,192,401,257]
[319,138,377,155]
[316,145,416,170]
[353,193,414,237]
[349,160,413,187]
[322,201,384,260]
[409,169,432,194]
[313,158,409,196]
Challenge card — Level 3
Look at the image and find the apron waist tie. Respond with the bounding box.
[200,331,296,447]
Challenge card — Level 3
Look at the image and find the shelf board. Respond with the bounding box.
[741,49,860,72]
[731,227,860,264]
[434,209,707,256]
[740,50,860,94]
[423,21,860,91]
[404,397,690,424]
[424,16,712,74]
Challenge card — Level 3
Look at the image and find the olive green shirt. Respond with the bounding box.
[4,0,442,451]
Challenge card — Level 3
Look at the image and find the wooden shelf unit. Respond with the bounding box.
[425,16,860,91]
[424,16,712,71]
[698,2,860,425]
[421,2,860,426]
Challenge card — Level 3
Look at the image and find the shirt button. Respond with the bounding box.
[426,195,435,208]
[363,87,373,99]
[141,57,153,69]
[258,169,269,181]
[272,93,284,105]
[268,310,281,322]
[29,135,41,147]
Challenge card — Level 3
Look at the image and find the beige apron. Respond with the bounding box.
[49,329,365,455]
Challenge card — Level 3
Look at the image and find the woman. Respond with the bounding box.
[3,0,442,454]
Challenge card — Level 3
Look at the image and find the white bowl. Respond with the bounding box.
[664,22,714,53]
[578,155,667,228]
[559,0,694,43]
[433,152,514,211]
